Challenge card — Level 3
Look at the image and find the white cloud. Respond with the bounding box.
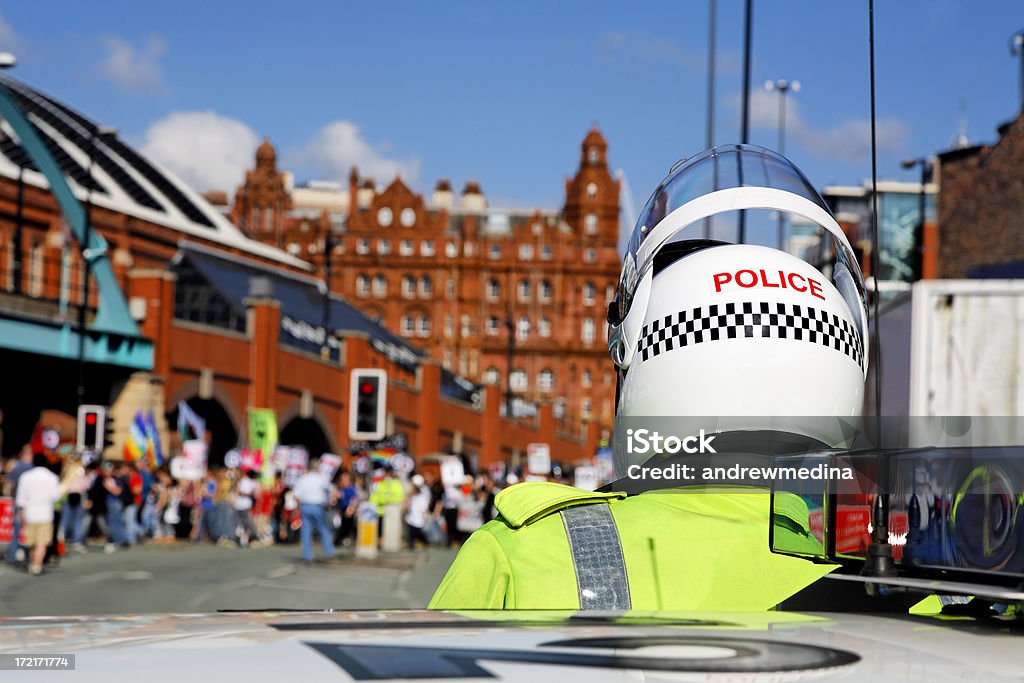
[289,120,419,185]
[598,29,704,73]
[740,89,909,163]
[139,111,260,193]
[99,34,167,93]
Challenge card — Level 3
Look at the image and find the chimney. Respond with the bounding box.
[358,178,375,210]
[432,178,454,209]
[460,180,487,213]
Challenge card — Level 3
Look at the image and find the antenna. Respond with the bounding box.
[863,0,893,580]
[952,96,970,149]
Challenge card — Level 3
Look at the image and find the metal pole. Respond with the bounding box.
[703,0,717,239]
[777,88,786,250]
[706,0,716,150]
[321,224,333,359]
[504,316,514,419]
[740,0,752,144]
[738,0,752,243]
[915,164,926,281]
[12,164,23,293]
[76,132,96,408]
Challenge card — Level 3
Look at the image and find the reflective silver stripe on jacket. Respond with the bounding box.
[559,503,631,610]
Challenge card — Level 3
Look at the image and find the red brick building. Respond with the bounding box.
[232,127,622,430]
[935,113,1024,278]
[0,75,604,471]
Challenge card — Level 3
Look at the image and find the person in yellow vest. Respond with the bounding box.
[429,146,870,611]
[369,465,406,515]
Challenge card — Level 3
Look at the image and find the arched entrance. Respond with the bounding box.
[167,397,237,468]
[278,417,333,459]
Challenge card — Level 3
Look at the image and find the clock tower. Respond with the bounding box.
[563,126,620,250]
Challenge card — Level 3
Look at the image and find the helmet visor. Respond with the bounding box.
[609,145,867,368]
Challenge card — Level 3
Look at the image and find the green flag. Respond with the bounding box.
[248,407,278,484]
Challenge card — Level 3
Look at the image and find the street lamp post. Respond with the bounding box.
[504,316,515,419]
[1011,29,1024,114]
[900,156,933,282]
[764,79,800,250]
[76,126,116,409]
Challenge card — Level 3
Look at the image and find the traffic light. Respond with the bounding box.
[349,369,387,440]
[77,405,106,452]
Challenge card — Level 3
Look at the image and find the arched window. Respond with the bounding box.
[510,369,528,392]
[419,275,433,297]
[539,280,553,302]
[538,317,552,338]
[486,278,500,301]
[516,316,530,340]
[372,274,387,297]
[517,279,531,302]
[402,275,415,298]
[484,367,501,385]
[582,282,596,305]
[538,369,555,391]
[356,274,370,297]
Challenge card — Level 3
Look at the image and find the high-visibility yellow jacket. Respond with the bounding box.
[370,477,406,514]
[429,481,833,611]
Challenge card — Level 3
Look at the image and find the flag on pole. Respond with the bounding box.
[124,411,147,462]
[177,401,206,442]
[146,409,165,468]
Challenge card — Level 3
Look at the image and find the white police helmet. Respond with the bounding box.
[608,145,868,423]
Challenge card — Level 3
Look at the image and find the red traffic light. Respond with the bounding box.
[359,381,376,395]
[85,413,97,426]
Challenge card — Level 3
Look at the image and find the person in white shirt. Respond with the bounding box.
[404,474,432,550]
[292,459,336,563]
[15,454,62,576]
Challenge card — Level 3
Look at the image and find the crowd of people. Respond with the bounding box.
[1,447,508,575]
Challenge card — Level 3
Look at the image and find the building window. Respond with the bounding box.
[419,275,433,297]
[587,182,598,199]
[541,245,553,261]
[356,238,370,255]
[444,315,453,338]
[460,314,471,338]
[377,207,393,227]
[554,399,566,419]
[400,315,414,336]
[287,243,300,255]
[582,369,593,388]
[372,274,387,297]
[417,316,431,337]
[588,147,598,164]
[484,367,501,385]
[582,281,596,305]
[538,317,552,338]
[486,278,500,301]
[356,274,370,297]
[446,241,458,258]
[489,244,502,260]
[400,240,414,256]
[510,369,528,392]
[517,279,531,302]
[486,316,500,335]
[400,207,416,227]
[584,214,598,235]
[531,222,543,235]
[377,239,391,255]
[516,316,530,340]
[539,369,555,391]
[581,399,592,419]
[464,242,474,257]
[584,248,597,263]
[582,318,596,343]
[519,243,533,260]
[28,242,43,297]
[402,275,415,298]
[421,240,435,257]
[446,277,456,300]
[539,280,553,302]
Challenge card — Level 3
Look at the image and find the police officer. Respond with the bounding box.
[429,145,869,610]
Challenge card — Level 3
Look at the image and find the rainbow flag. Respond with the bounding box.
[124,411,147,462]
[145,409,165,468]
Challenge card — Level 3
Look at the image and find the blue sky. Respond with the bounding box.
[3,1,1022,221]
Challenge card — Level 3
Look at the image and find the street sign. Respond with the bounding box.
[389,452,414,474]
[224,449,242,469]
[41,429,60,451]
